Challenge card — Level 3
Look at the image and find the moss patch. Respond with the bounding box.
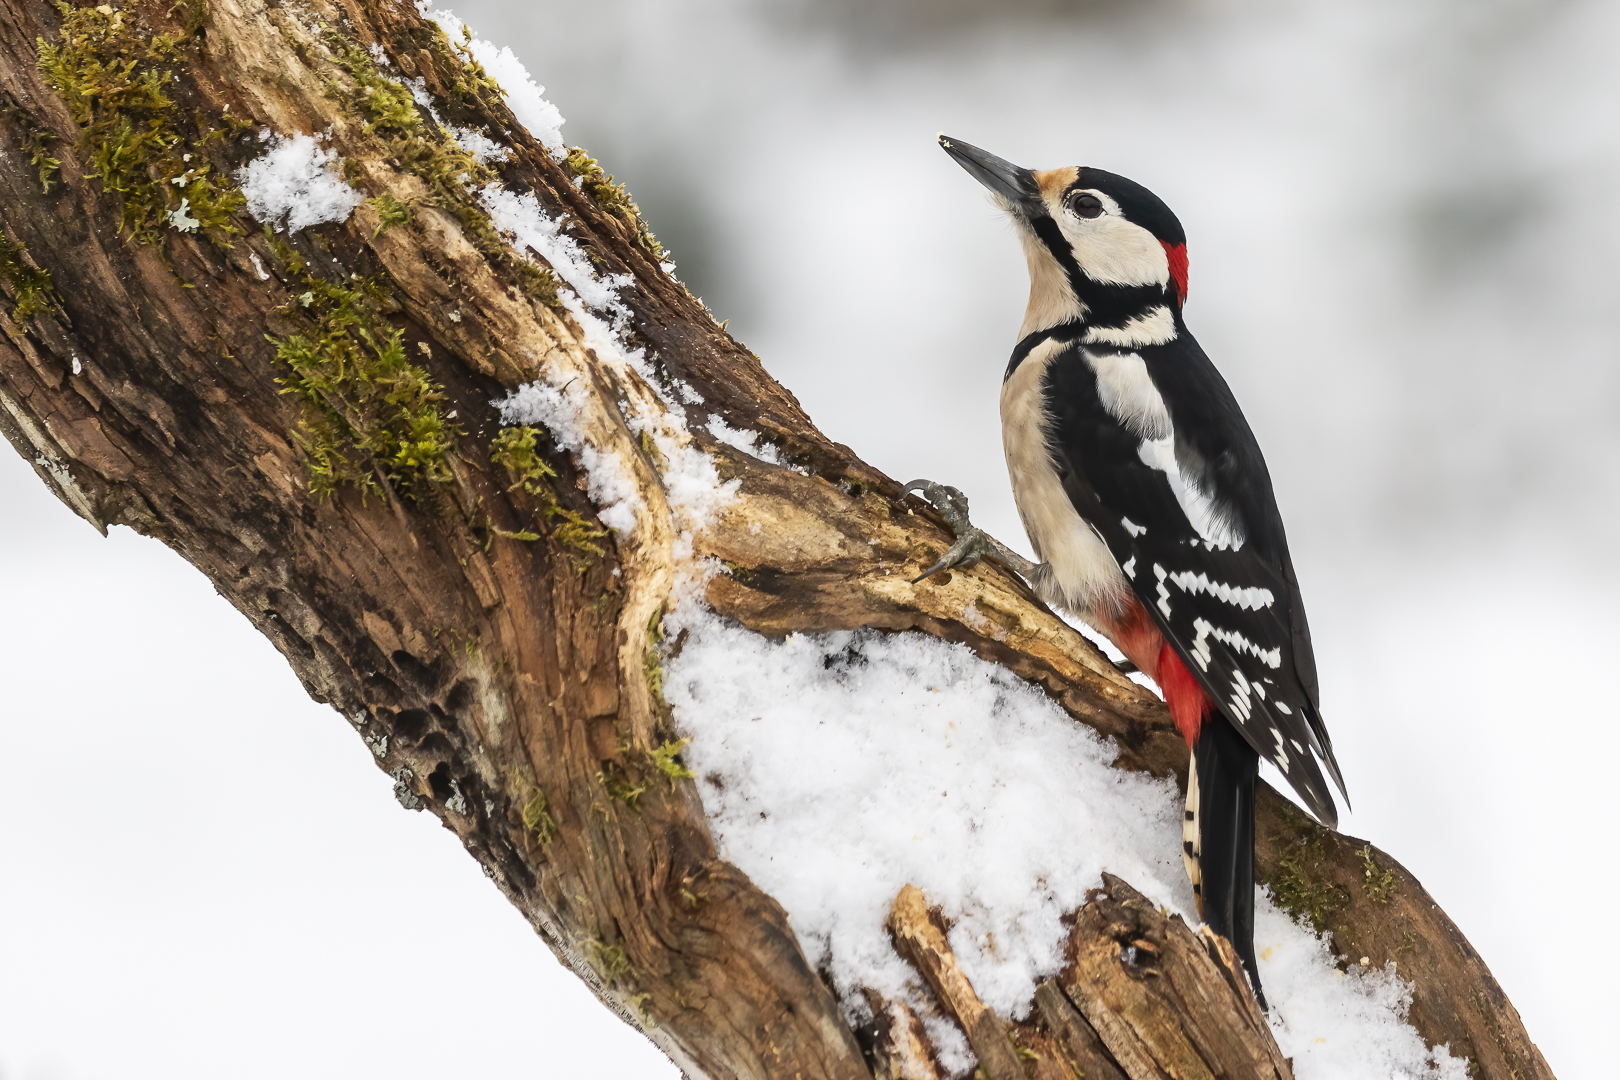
[268,240,460,501]
[325,39,560,308]
[489,425,608,563]
[0,230,55,324]
[36,2,243,244]
[589,937,634,984]
[521,788,557,844]
[649,737,694,782]
[596,760,648,813]
[1359,844,1397,904]
[563,146,667,262]
[364,192,412,236]
[1267,833,1348,936]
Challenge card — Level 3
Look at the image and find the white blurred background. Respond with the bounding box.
[3,0,1615,1076]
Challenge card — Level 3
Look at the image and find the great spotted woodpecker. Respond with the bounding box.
[907,135,1348,1008]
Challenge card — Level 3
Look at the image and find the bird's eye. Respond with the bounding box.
[1069,193,1104,219]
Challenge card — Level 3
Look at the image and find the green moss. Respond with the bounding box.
[1267,833,1348,935]
[564,147,629,214]
[643,605,665,703]
[624,991,654,1026]
[36,2,243,244]
[0,230,55,324]
[1359,844,1397,904]
[596,760,647,813]
[441,24,507,113]
[364,193,413,237]
[325,40,560,309]
[2,111,63,192]
[268,243,460,501]
[588,937,634,983]
[649,738,694,782]
[521,788,557,844]
[562,145,667,262]
[489,425,608,564]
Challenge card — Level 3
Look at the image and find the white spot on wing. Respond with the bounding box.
[1193,621,1281,669]
[1122,555,1137,579]
[1154,563,1171,618]
[1166,569,1274,610]
[1122,517,1146,537]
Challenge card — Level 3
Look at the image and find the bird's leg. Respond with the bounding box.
[902,480,1040,584]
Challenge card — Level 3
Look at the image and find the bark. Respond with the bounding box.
[0,1,1552,1078]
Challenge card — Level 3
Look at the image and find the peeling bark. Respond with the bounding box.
[0,1,1553,1078]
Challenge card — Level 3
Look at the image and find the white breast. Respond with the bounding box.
[1000,337,1131,624]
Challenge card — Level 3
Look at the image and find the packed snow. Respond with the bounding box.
[236,133,364,234]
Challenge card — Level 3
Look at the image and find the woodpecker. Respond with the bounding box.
[908,136,1348,1009]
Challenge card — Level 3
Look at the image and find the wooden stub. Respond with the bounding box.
[886,884,1025,1080]
[1059,874,1292,1080]
[1034,980,1129,1080]
[859,993,945,1080]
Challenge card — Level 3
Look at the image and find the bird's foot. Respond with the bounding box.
[902,479,1038,584]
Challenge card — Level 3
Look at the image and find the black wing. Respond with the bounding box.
[1042,333,1348,826]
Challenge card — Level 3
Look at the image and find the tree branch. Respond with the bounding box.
[0,1,1552,1077]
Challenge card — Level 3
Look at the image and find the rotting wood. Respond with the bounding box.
[1033,981,1128,1080]
[1060,875,1291,1080]
[857,994,945,1080]
[0,0,1557,1077]
[887,884,1026,1080]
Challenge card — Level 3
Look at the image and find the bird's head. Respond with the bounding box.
[940,135,1188,340]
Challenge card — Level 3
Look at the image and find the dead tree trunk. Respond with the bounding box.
[0,1,1552,1077]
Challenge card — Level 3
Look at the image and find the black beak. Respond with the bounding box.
[939,135,1042,215]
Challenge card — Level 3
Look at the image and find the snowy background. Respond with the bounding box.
[3,0,1617,1076]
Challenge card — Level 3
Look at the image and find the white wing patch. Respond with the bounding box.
[1137,435,1245,550]
[1122,516,1146,537]
[1154,563,1172,617]
[1085,350,1172,440]
[1166,570,1274,611]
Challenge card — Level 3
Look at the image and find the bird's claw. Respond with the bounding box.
[903,478,996,583]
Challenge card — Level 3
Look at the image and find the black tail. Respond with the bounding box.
[1192,719,1265,1010]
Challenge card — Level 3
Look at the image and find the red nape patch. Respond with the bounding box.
[1161,241,1189,305]
[1157,642,1211,746]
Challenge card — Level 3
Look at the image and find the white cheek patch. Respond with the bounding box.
[1052,194,1171,289]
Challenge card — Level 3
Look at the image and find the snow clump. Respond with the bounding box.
[236,133,364,234]
[494,379,643,538]
[415,2,566,153]
[662,604,1471,1080]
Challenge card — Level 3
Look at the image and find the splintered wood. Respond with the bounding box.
[884,878,1292,1080]
[887,883,1027,1080]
